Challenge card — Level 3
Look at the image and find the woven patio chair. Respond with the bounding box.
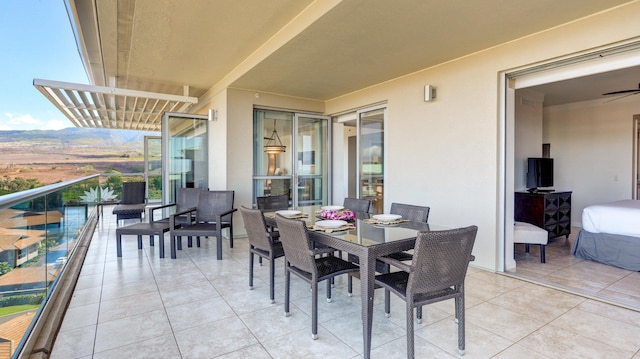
[384,203,430,261]
[169,190,236,260]
[275,214,359,340]
[240,206,284,303]
[256,193,289,234]
[256,194,289,211]
[390,203,430,222]
[375,225,477,358]
[343,197,372,213]
[151,187,207,224]
[348,203,432,307]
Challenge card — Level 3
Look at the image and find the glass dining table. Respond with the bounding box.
[264,206,448,359]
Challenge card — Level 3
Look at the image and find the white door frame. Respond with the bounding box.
[500,41,640,271]
[634,115,640,199]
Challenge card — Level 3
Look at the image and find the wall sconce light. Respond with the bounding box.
[264,119,286,154]
[424,85,436,102]
[208,108,218,121]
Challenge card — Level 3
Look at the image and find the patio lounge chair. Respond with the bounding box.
[112,182,146,226]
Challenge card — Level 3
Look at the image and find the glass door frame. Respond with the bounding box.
[356,105,387,213]
[252,108,330,209]
[293,113,331,208]
[144,135,162,203]
[161,112,209,205]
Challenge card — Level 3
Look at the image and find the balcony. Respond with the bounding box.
[3,178,640,358]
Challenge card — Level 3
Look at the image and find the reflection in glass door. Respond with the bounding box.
[294,114,329,207]
[144,136,162,203]
[358,107,385,214]
[162,112,208,204]
[253,109,329,208]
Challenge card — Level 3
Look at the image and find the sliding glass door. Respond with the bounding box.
[253,109,330,208]
[358,107,385,214]
[162,112,208,204]
[144,135,162,203]
[294,113,329,206]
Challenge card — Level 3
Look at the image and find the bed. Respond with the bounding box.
[572,199,640,271]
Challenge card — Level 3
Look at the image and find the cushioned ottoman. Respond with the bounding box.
[514,221,549,263]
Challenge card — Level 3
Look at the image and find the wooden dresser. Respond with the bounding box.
[514,191,572,239]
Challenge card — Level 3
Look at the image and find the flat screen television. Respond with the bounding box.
[526,157,554,190]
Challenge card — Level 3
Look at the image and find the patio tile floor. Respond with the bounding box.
[51,209,640,358]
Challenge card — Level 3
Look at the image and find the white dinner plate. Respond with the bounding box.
[372,214,402,222]
[321,205,344,211]
[315,220,348,229]
[276,210,301,217]
[373,223,399,228]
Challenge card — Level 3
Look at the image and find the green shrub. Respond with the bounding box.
[0,293,45,307]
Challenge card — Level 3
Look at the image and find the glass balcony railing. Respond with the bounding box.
[0,175,101,359]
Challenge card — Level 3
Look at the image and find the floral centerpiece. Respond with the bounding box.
[320,209,356,221]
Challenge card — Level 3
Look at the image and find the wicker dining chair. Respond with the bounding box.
[390,203,430,222]
[348,203,431,300]
[256,194,289,233]
[240,206,284,303]
[343,197,372,213]
[256,194,289,211]
[275,214,359,340]
[375,225,477,358]
[371,203,433,312]
[383,202,431,263]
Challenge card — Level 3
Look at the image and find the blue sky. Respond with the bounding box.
[0,0,87,131]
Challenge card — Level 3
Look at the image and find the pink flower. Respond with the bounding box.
[321,209,355,221]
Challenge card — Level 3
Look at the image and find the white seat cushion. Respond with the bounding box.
[514,221,548,245]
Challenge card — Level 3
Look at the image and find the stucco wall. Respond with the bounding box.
[544,97,640,227]
[204,2,640,271]
[323,2,640,271]
[219,89,324,231]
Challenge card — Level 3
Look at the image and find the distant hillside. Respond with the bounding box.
[0,128,158,151]
[0,128,160,184]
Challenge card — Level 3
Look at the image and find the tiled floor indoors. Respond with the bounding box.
[509,227,640,311]
[51,212,640,358]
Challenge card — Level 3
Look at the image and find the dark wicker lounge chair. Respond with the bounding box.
[275,214,359,340]
[112,182,146,226]
[375,225,477,358]
[240,206,284,303]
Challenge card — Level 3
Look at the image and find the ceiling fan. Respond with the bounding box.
[602,82,640,103]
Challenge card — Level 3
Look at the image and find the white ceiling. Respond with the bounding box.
[58,0,636,129]
[72,0,635,98]
[525,65,640,106]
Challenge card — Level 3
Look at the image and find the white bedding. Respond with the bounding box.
[582,200,640,237]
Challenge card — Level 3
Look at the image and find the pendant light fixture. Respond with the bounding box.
[264,119,286,154]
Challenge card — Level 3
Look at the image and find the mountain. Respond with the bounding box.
[0,128,158,149]
[0,128,160,183]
